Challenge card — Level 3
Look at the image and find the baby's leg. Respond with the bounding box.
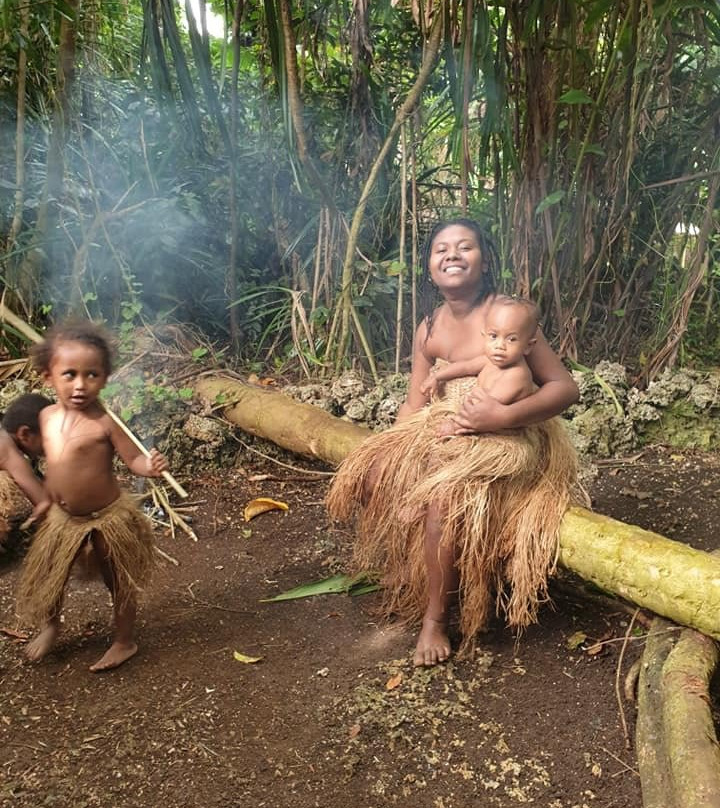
[87,530,138,672]
[413,502,458,667]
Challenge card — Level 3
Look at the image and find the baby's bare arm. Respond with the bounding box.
[432,355,486,383]
[484,365,535,405]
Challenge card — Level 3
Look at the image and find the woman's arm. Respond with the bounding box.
[451,331,578,433]
[396,320,433,421]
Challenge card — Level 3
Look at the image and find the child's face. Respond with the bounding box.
[483,304,536,369]
[44,340,108,410]
[428,225,486,293]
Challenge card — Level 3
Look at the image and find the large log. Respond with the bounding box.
[196,376,720,638]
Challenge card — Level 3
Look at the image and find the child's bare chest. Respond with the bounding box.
[43,413,112,465]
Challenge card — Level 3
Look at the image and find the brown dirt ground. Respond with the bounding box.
[2,445,720,808]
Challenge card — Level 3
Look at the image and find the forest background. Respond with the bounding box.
[1,0,719,384]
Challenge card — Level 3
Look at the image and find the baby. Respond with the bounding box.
[420,294,538,436]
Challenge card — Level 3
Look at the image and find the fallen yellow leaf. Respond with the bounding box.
[233,651,263,664]
[243,497,289,522]
[385,672,403,690]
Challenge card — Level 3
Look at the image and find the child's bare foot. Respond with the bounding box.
[25,621,59,662]
[89,641,137,672]
[413,616,451,667]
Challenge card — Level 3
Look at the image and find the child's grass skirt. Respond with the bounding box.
[16,491,156,626]
[0,471,32,549]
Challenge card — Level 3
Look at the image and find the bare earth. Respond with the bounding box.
[2,445,720,808]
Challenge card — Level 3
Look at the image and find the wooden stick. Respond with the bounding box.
[104,407,188,498]
[0,300,188,499]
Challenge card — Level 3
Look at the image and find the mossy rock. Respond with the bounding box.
[640,403,720,450]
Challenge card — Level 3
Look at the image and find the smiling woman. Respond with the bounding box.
[181,0,226,39]
[327,218,582,667]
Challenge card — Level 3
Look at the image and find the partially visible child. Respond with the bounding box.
[0,393,53,545]
[16,320,168,672]
[420,295,539,437]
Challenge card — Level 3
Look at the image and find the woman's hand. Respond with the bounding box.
[449,387,509,434]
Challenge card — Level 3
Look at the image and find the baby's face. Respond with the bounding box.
[483,305,536,368]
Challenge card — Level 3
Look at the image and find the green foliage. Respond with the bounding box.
[1,0,720,376]
[103,373,191,424]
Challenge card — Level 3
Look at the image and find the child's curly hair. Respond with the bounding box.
[31,319,116,376]
[2,393,53,434]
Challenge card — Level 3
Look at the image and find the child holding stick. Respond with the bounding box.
[16,320,168,671]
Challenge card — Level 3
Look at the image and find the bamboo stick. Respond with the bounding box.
[104,408,188,499]
[0,301,188,498]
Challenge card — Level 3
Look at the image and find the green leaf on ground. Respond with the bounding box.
[260,573,379,602]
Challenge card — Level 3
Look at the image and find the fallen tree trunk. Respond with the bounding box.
[636,617,677,808]
[196,376,720,639]
[197,376,372,467]
[662,628,720,807]
[636,615,720,808]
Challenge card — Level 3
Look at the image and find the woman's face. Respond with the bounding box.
[427,224,486,294]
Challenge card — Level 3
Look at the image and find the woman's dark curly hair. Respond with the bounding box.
[419,218,500,338]
[31,319,116,376]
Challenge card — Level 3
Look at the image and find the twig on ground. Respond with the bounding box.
[601,746,640,778]
[154,545,179,566]
[594,452,646,467]
[615,608,639,750]
[185,582,254,615]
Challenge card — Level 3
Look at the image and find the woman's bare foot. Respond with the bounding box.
[89,641,137,672]
[413,616,451,667]
[25,620,59,662]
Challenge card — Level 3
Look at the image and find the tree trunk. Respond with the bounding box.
[662,629,720,807]
[195,375,720,638]
[636,617,676,808]
[196,376,371,467]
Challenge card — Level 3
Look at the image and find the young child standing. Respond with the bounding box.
[16,320,168,671]
[0,393,53,545]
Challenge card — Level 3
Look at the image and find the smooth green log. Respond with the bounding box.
[559,507,720,639]
[662,629,720,808]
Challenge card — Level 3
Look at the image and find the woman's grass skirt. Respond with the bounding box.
[16,492,156,626]
[326,387,580,654]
